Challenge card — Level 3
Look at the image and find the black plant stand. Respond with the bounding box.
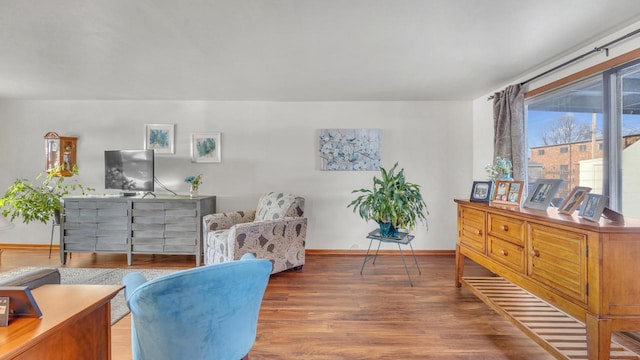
[360,229,421,286]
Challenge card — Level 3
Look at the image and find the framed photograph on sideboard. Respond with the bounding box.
[558,186,591,215]
[469,181,493,203]
[579,193,608,222]
[491,180,524,206]
[523,179,563,210]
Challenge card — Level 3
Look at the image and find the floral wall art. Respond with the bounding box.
[319,128,381,171]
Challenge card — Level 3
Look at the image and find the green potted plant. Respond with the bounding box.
[0,165,93,225]
[348,162,428,237]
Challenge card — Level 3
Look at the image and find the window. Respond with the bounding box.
[526,60,640,218]
[527,77,603,201]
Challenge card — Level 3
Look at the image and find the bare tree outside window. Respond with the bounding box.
[541,114,593,145]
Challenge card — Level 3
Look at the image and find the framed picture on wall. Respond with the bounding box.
[523,179,563,210]
[144,124,175,154]
[191,132,221,163]
[469,181,493,203]
[579,193,607,222]
[491,180,524,206]
[558,186,591,215]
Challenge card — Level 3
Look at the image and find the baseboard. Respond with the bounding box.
[0,243,57,250]
[0,244,454,256]
[305,249,455,256]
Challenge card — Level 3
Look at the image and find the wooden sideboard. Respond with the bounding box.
[61,195,216,266]
[455,199,640,360]
[0,285,122,360]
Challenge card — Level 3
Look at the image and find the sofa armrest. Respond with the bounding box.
[203,210,256,231]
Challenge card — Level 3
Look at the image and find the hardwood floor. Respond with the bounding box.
[1,248,638,359]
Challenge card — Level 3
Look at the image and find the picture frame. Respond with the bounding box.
[579,193,608,222]
[469,181,493,203]
[491,180,524,206]
[191,132,221,163]
[558,186,592,215]
[0,286,42,319]
[144,124,175,154]
[523,179,563,210]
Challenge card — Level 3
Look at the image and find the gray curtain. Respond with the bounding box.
[493,84,525,181]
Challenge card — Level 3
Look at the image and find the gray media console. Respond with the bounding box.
[60,195,216,266]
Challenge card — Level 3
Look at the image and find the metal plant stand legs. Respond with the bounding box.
[360,229,421,286]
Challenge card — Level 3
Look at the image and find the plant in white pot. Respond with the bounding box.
[348,163,428,237]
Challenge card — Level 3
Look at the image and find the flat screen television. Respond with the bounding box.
[104,149,154,193]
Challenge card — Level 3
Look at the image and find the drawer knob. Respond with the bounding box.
[476,230,483,236]
[501,225,509,231]
[532,249,540,257]
[501,249,508,256]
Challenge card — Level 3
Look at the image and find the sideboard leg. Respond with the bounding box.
[586,313,612,360]
[455,244,464,288]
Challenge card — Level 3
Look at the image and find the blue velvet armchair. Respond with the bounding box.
[123,253,272,360]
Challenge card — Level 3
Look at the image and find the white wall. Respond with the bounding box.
[0,100,473,250]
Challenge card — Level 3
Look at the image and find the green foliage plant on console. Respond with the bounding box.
[0,165,93,224]
[348,162,428,237]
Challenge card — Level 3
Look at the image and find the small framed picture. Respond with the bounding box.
[469,181,493,202]
[558,186,592,215]
[492,180,524,206]
[579,193,608,222]
[191,132,221,163]
[144,124,175,154]
[523,179,563,210]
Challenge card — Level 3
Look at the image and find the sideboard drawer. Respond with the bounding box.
[459,207,485,253]
[488,236,525,273]
[488,213,525,246]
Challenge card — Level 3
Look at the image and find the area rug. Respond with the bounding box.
[0,267,179,325]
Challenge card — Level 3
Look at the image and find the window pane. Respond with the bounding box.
[619,64,640,218]
[527,77,604,201]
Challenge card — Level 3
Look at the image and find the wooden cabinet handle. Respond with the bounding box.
[501,249,508,256]
[532,249,540,257]
[501,225,509,231]
[476,230,483,236]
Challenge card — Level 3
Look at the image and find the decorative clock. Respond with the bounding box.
[44,132,77,177]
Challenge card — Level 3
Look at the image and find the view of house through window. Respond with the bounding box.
[526,63,640,218]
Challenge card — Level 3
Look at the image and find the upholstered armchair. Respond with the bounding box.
[203,192,307,274]
[123,253,272,360]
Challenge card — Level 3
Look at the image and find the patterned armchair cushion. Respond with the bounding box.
[255,192,305,221]
[203,210,256,232]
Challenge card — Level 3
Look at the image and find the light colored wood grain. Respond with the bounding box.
[456,199,640,360]
[1,247,639,359]
[0,284,121,360]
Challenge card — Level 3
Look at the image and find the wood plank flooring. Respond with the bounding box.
[1,248,639,359]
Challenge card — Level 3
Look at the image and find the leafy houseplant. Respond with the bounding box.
[0,165,92,224]
[348,163,428,237]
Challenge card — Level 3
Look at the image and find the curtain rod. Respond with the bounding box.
[488,27,640,101]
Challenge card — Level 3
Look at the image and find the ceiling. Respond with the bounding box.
[2,0,640,101]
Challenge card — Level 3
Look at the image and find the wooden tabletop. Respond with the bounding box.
[0,284,123,359]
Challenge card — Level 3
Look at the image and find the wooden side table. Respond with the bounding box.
[360,229,421,286]
[0,284,122,359]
